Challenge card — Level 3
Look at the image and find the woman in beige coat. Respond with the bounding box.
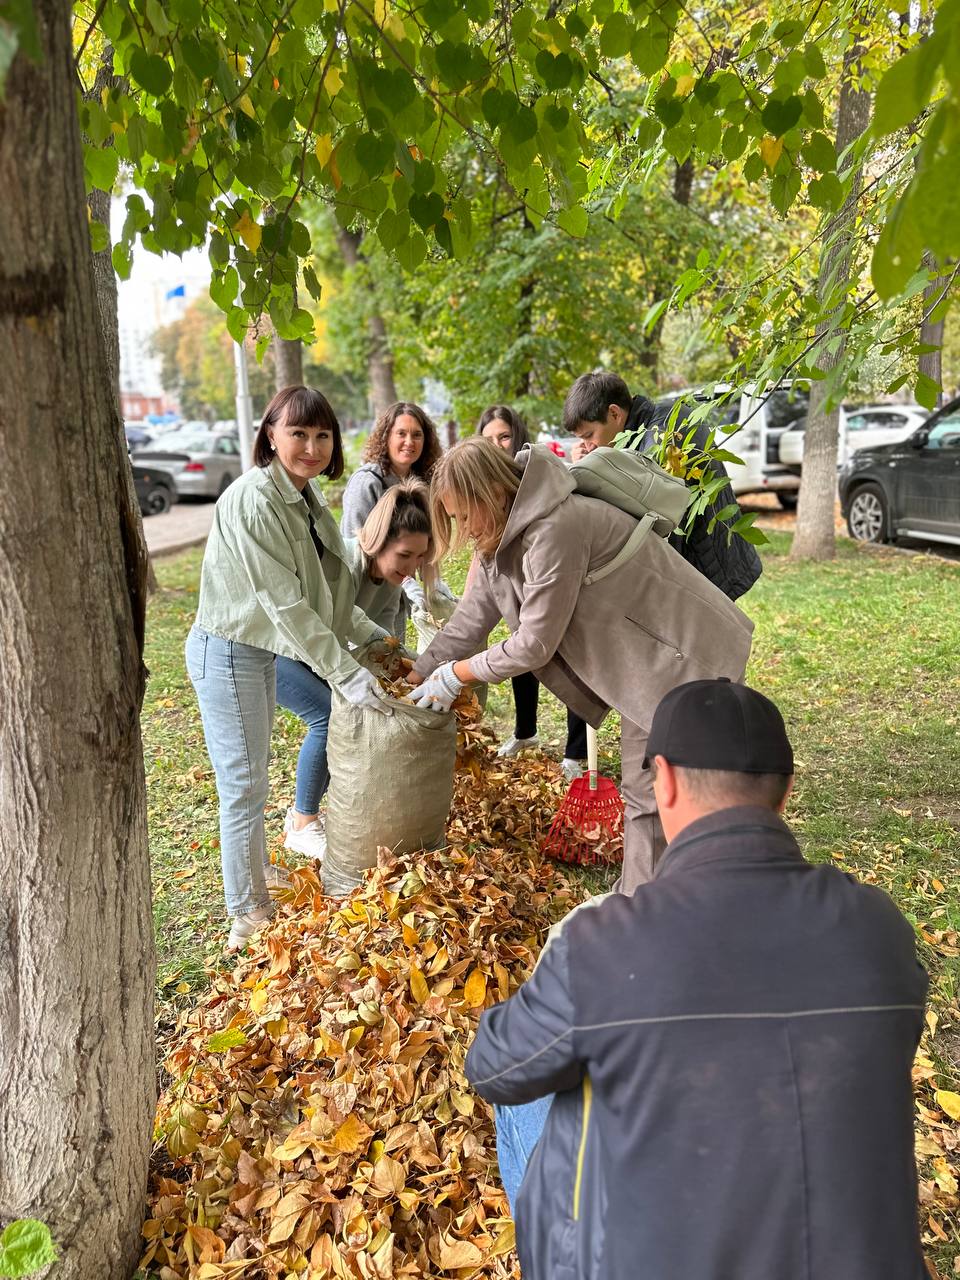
[408,439,755,890]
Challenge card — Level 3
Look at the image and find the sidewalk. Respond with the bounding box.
[144,502,215,558]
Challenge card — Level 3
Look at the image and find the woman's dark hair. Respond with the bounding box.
[477,404,530,454]
[361,401,442,478]
[254,385,344,478]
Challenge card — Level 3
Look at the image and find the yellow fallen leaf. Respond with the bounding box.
[760,135,783,169]
[463,968,487,1008]
[371,1154,406,1196]
[935,1089,960,1121]
[438,1235,483,1269]
[410,966,429,1004]
[490,1219,516,1257]
[331,1112,372,1154]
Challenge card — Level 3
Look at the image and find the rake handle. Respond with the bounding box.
[587,723,599,792]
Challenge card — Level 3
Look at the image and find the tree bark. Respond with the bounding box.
[790,37,872,561]
[273,319,304,390]
[335,227,398,414]
[918,254,946,405]
[0,4,156,1278]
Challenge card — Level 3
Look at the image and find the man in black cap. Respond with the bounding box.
[466,679,929,1280]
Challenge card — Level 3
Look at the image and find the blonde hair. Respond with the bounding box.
[357,478,436,587]
[429,438,522,561]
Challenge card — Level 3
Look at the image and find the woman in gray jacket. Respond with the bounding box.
[340,401,442,537]
[408,438,754,890]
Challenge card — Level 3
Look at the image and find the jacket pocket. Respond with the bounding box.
[624,615,684,661]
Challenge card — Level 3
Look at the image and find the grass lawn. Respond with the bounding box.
[144,529,960,1263]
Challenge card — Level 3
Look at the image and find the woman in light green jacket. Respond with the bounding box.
[185,386,393,951]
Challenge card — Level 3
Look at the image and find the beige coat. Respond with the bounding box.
[414,446,754,730]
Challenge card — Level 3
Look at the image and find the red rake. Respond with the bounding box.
[541,725,624,866]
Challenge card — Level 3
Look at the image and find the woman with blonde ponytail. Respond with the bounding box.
[344,479,436,635]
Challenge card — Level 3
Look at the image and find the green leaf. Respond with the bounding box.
[0,1220,57,1279]
[807,173,843,211]
[89,220,110,253]
[84,144,119,194]
[600,12,632,59]
[206,1027,249,1052]
[556,205,588,237]
[802,43,826,79]
[801,131,835,173]
[180,35,219,82]
[872,32,945,137]
[761,94,802,137]
[112,242,132,280]
[128,48,173,97]
[914,371,941,410]
[210,266,239,312]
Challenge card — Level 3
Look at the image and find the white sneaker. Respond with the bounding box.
[497,734,540,758]
[561,757,585,782]
[226,904,274,953]
[283,807,326,861]
[264,863,292,893]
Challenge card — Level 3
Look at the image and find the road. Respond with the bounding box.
[144,499,215,558]
[744,494,959,562]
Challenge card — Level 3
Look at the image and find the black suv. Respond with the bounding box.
[839,396,960,548]
[132,462,178,516]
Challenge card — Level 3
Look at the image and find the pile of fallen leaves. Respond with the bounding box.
[142,743,579,1279]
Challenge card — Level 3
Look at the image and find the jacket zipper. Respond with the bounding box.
[627,616,684,660]
[573,1075,593,1221]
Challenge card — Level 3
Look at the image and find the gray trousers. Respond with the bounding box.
[616,716,667,894]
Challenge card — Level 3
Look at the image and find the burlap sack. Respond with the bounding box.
[322,684,457,897]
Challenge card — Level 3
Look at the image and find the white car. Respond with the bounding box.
[658,383,809,509]
[778,404,928,470]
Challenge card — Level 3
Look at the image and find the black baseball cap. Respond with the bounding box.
[643,678,794,774]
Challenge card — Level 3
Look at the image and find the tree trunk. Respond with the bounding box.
[918,254,946,406]
[0,5,156,1279]
[673,157,694,207]
[84,49,122,412]
[273,324,304,390]
[790,39,872,561]
[335,227,398,414]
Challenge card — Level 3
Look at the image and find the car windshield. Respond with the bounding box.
[765,387,810,430]
[154,434,213,452]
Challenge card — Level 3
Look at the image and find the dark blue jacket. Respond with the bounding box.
[466,806,928,1280]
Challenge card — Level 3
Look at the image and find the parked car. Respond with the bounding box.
[132,462,178,516]
[132,430,243,499]
[839,396,960,547]
[124,421,153,453]
[778,404,929,471]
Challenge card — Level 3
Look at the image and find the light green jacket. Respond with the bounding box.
[343,537,405,637]
[194,459,380,684]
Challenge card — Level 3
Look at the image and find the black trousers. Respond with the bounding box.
[510,673,587,759]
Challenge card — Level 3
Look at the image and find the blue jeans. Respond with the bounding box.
[275,657,331,814]
[495,1097,552,1213]
[186,627,275,916]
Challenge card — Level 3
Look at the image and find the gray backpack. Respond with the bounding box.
[570,446,690,537]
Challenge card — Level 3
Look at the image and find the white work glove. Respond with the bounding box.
[407,661,463,713]
[402,577,427,610]
[338,666,392,714]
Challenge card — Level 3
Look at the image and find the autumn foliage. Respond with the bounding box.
[141,744,580,1278]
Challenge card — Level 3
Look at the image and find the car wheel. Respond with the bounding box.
[142,485,172,516]
[846,483,888,543]
[776,492,799,511]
